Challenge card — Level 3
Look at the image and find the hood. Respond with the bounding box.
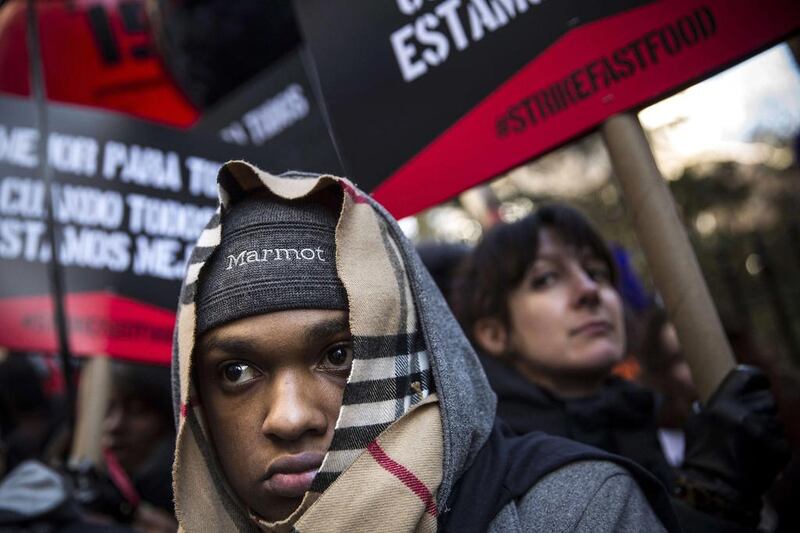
[171,161,496,531]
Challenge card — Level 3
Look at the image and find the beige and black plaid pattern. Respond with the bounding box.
[172,162,439,531]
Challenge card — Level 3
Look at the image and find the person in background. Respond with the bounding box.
[637,307,700,467]
[415,241,470,305]
[0,352,66,476]
[638,310,800,532]
[98,361,177,532]
[0,355,139,532]
[451,203,790,532]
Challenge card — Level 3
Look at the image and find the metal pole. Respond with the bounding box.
[26,0,76,426]
[601,113,735,402]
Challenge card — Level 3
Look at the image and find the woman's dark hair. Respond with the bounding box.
[451,203,617,348]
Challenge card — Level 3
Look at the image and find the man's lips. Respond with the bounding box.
[262,452,324,498]
[569,320,612,337]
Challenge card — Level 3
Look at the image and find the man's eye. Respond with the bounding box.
[319,344,353,374]
[220,362,259,385]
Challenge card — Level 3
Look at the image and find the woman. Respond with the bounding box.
[452,203,788,532]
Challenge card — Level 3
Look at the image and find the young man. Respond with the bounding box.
[171,162,678,531]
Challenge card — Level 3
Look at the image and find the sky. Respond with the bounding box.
[639,44,800,167]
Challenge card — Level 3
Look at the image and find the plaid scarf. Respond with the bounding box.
[172,161,441,532]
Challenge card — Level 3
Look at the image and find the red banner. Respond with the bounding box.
[375,0,800,217]
[296,0,800,218]
[0,292,174,365]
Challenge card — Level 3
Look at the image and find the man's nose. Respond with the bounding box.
[261,370,328,442]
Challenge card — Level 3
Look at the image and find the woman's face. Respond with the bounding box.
[102,389,170,474]
[503,229,625,393]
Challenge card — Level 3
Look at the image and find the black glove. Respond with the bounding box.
[677,365,790,526]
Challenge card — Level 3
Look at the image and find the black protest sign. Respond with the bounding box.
[193,47,343,175]
[0,95,272,363]
[0,97,51,306]
[295,0,800,218]
[295,0,648,186]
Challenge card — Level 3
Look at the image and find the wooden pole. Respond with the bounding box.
[601,113,735,401]
[69,356,112,467]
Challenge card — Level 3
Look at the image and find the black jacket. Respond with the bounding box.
[481,355,758,533]
[481,355,675,488]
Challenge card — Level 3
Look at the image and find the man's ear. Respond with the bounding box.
[473,318,508,358]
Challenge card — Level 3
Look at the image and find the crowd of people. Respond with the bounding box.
[0,356,176,531]
[0,162,797,531]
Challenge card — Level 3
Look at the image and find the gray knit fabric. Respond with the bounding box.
[488,460,667,532]
[196,188,347,335]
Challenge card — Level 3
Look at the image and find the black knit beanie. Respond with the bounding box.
[195,187,347,335]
